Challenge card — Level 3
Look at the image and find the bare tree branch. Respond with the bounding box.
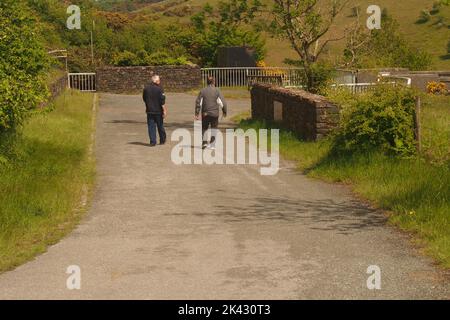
[270,0,351,91]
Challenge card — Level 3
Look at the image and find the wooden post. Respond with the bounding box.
[414,96,421,153]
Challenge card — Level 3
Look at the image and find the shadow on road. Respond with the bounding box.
[105,120,234,131]
[106,120,147,124]
[168,195,386,235]
[128,142,151,147]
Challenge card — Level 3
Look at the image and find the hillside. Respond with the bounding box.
[101,0,450,69]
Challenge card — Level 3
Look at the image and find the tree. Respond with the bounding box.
[0,0,49,143]
[270,0,348,92]
[190,0,266,67]
[342,11,432,70]
[341,10,370,68]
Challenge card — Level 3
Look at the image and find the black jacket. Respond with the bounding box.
[143,83,166,114]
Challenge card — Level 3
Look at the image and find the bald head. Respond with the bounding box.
[152,75,160,85]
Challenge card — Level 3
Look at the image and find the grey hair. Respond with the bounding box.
[152,75,160,83]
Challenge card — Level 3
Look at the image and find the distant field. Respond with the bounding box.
[121,0,450,69]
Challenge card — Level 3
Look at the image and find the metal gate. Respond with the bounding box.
[68,73,96,92]
[201,67,304,88]
[200,67,358,88]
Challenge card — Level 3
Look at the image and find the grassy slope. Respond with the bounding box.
[0,91,96,272]
[237,94,450,268]
[127,0,450,69]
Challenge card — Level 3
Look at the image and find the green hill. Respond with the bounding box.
[103,0,450,69]
[30,0,449,70]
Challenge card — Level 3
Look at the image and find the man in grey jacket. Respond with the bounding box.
[195,76,227,149]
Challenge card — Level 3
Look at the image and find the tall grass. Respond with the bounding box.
[421,95,450,163]
[238,94,450,267]
[0,91,96,272]
[309,152,450,267]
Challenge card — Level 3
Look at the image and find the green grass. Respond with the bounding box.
[421,95,450,163]
[237,94,450,268]
[188,87,251,99]
[0,91,96,272]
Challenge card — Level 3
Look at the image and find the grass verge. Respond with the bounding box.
[237,94,450,268]
[0,90,96,272]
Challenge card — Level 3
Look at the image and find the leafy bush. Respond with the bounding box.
[329,86,418,156]
[416,10,431,24]
[305,62,336,94]
[145,51,191,66]
[283,59,336,94]
[112,50,191,66]
[0,0,49,152]
[427,81,448,95]
[112,50,141,66]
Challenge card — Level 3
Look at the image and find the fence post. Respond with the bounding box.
[414,96,421,153]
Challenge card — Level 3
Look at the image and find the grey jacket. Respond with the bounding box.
[195,85,227,118]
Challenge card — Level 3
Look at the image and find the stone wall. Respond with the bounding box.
[96,65,202,93]
[40,73,68,108]
[49,74,68,100]
[251,84,339,141]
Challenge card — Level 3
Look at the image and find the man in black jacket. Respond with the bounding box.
[143,75,167,146]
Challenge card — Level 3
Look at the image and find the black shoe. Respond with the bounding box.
[149,143,156,147]
[160,141,166,145]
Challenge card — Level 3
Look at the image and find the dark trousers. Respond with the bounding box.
[147,113,166,145]
[202,115,219,145]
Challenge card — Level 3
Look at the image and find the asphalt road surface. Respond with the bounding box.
[0,93,448,299]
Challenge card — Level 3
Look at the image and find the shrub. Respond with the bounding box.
[112,51,141,66]
[112,50,192,66]
[329,85,418,156]
[416,10,431,24]
[284,59,336,94]
[0,0,49,151]
[145,51,191,66]
[256,60,267,67]
[307,63,337,94]
[427,81,448,95]
[399,49,432,71]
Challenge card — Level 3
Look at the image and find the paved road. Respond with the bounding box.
[0,93,448,299]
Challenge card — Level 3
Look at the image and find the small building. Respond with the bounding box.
[217,46,257,67]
